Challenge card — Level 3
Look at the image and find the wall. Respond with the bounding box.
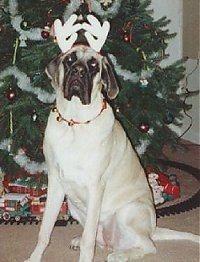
[150,0,183,65]
[151,0,200,144]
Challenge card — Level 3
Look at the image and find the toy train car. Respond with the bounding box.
[0,193,31,222]
[30,195,69,221]
[0,192,70,223]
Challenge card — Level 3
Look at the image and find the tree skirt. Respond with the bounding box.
[156,160,200,218]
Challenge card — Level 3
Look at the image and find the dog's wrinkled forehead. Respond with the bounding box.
[61,45,102,65]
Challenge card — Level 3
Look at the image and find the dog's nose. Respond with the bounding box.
[72,64,86,78]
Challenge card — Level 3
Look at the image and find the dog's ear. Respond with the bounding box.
[101,56,119,100]
[45,55,61,88]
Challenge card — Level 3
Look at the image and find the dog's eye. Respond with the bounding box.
[90,62,97,68]
[88,58,99,72]
[63,52,77,67]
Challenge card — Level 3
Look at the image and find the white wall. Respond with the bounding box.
[150,0,183,66]
[151,0,200,144]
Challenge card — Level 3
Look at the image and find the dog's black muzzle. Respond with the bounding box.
[64,62,92,105]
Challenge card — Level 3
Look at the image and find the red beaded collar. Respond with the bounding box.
[52,99,107,126]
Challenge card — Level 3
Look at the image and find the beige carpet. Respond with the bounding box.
[0,140,199,262]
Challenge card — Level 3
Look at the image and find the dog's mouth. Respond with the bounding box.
[64,75,92,105]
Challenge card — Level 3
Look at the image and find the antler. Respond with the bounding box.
[82,15,110,52]
[53,14,110,53]
[54,14,82,53]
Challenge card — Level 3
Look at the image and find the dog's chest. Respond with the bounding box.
[52,129,92,170]
[44,115,110,184]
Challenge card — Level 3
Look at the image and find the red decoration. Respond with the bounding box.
[122,21,133,43]
[6,87,17,101]
[122,30,133,42]
[21,146,28,153]
[41,29,50,39]
[139,122,150,133]
[41,9,53,40]
[145,167,181,201]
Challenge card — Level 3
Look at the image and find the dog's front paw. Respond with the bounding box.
[70,236,81,251]
[24,253,42,262]
[24,259,40,262]
[106,251,129,262]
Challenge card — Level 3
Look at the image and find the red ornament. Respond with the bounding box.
[41,29,50,39]
[139,122,150,133]
[6,87,17,101]
[21,146,28,153]
[122,21,133,43]
[122,30,133,42]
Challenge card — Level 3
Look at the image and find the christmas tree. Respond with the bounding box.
[0,0,190,180]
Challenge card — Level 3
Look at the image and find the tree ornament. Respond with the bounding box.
[139,79,149,88]
[139,122,150,133]
[121,21,133,43]
[164,109,174,124]
[21,146,28,153]
[122,30,132,42]
[41,26,50,39]
[115,107,120,113]
[32,110,38,122]
[20,20,30,31]
[136,48,150,71]
[19,34,27,47]
[6,87,17,101]
[100,0,114,7]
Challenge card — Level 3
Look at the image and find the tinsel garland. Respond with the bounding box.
[135,139,151,156]
[0,66,55,104]
[108,54,154,83]
[0,139,47,174]
[14,148,47,174]
[63,0,122,20]
[63,0,82,21]
[9,0,43,41]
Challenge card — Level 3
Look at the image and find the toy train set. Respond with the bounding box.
[0,168,181,225]
[0,175,78,225]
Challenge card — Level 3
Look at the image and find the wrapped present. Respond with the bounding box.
[145,167,180,205]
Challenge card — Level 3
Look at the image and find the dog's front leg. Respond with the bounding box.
[25,174,65,262]
[79,185,103,262]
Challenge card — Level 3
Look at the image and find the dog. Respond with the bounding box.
[25,45,199,262]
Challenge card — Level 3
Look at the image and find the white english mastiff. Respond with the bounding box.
[25,45,199,262]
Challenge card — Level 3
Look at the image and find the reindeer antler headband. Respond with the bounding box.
[53,14,110,53]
